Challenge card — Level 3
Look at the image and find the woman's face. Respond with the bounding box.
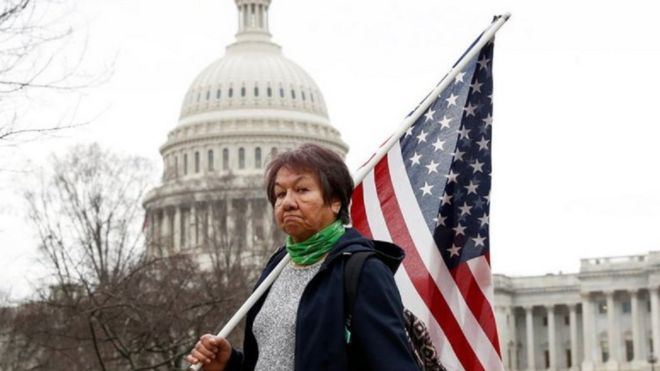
[273,167,340,243]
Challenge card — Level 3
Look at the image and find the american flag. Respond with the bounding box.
[350,39,502,370]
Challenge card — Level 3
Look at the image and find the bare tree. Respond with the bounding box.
[0,0,108,144]
[0,143,266,370]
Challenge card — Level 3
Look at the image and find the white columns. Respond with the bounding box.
[569,303,578,370]
[174,207,181,251]
[246,199,253,248]
[547,305,557,370]
[605,290,619,368]
[582,293,595,370]
[631,290,641,363]
[510,307,518,371]
[190,203,197,248]
[651,287,660,358]
[525,306,535,371]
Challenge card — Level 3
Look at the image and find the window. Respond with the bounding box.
[566,349,572,368]
[601,340,609,363]
[254,86,259,97]
[208,150,214,171]
[255,147,262,168]
[183,154,188,175]
[197,92,200,102]
[564,315,570,326]
[625,339,634,361]
[302,91,306,101]
[229,88,233,98]
[238,147,245,169]
[241,87,246,97]
[223,148,229,170]
[598,301,608,314]
[174,156,178,177]
[544,350,549,369]
[542,316,547,327]
[206,91,210,100]
[291,89,296,99]
[310,92,315,102]
[267,87,272,97]
[279,87,284,97]
[194,151,200,173]
[622,300,631,313]
[216,89,221,99]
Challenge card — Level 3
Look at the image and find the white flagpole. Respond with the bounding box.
[352,13,511,185]
[189,13,511,370]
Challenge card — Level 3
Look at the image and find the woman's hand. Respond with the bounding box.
[186,334,232,371]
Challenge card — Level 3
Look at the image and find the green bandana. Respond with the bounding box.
[286,220,346,265]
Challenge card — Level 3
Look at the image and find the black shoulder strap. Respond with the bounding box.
[344,251,376,313]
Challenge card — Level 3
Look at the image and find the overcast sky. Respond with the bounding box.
[1,0,659,301]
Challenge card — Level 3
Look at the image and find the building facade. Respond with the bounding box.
[495,251,660,371]
[143,0,348,264]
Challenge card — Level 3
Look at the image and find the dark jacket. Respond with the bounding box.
[225,228,419,371]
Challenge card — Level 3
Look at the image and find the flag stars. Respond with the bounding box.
[453,223,466,236]
[432,138,446,152]
[425,160,440,174]
[464,103,478,117]
[420,182,434,196]
[464,181,479,195]
[447,244,462,257]
[478,56,490,70]
[454,71,466,84]
[445,170,459,184]
[478,213,489,227]
[435,214,447,227]
[472,234,487,248]
[453,150,465,162]
[470,80,483,93]
[458,202,472,216]
[477,136,490,150]
[416,130,428,143]
[438,115,453,129]
[458,127,471,140]
[424,108,436,122]
[482,114,493,127]
[446,93,459,107]
[405,126,414,137]
[469,159,484,173]
[409,152,422,166]
[440,192,453,206]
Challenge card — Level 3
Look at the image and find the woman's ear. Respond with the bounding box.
[331,199,341,215]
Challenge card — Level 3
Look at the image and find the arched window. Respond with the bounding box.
[208,150,214,171]
[267,87,272,97]
[194,151,200,173]
[255,147,262,168]
[238,147,245,169]
[302,91,306,101]
[291,89,296,99]
[241,87,246,97]
[174,156,179,177]
[254,86,259,97]
[216,89,221,99]
[279,87,284,98]
[183,153,189,175]
[228,88,233,98]
[223,148,229,170]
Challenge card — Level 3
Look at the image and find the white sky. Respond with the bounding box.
[2,0,660,301]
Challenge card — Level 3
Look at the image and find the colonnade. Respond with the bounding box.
[146,197,274,255]
[499,288,660,371]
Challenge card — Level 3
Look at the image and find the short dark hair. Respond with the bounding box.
[265,143,353,224]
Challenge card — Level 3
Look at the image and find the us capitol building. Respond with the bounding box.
[142,1,660,370]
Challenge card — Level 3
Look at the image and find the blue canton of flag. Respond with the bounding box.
[400,41,494,270]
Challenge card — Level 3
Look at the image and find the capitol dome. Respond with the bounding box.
[143,0,348,260]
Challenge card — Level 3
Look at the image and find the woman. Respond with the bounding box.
[186,143,419,371]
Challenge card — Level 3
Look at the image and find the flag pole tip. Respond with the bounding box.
[502,12,512,20]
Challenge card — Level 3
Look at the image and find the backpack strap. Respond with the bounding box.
[343,251,375,344]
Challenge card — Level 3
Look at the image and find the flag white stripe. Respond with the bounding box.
[361,169,462,370]
[387,143,502,369]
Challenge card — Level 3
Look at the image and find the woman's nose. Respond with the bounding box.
[281,191,297,210]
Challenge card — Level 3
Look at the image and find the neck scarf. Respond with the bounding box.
[286,220,345,265]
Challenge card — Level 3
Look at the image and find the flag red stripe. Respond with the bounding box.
[373,157,484,371]
[350,183,372,239]
[450,263,501,355]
